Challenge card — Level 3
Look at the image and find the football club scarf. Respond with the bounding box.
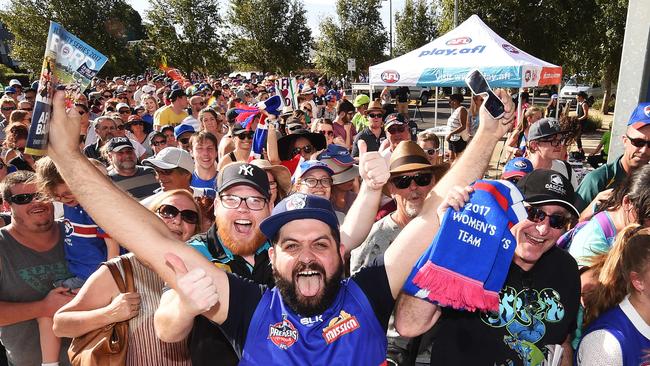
[402,180,527,312]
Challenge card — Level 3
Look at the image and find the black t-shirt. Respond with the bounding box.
[428,247,580,365]
[351,128,386,157]
[219,260,394,357]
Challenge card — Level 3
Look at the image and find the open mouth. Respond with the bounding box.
[29,206,48,215]
[525,233,544,245]
[234,219,252,234]
[295,270,323,297]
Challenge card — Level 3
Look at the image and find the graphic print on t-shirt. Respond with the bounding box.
[268,315,299,350]
[480,286,566,366]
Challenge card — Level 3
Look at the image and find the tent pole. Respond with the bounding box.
[434,87,438,127]
[517,88,523,127]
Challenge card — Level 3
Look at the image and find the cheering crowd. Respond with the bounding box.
[0,72,648,366]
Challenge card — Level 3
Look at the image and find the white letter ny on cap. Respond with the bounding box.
[239,164,254,176]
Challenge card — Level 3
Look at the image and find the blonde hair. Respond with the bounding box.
[146,189,202,236]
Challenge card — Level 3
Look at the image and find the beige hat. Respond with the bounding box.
[389,141,433,174]
[249,159,291,194]
[367,99,384,113]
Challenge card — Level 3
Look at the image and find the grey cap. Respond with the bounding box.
[528,117,562,141]
[143,147,195,173]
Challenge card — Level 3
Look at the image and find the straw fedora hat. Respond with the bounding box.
[249,159,291,195]
[367,99,384,113]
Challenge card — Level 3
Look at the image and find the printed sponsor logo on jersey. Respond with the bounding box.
[322,310,360,344]
[502,43,519,54]
[445,37,472,46]
[300,315,323,326]
[380,70,400,83]
[268,316,299,350]
[418,45,486,57]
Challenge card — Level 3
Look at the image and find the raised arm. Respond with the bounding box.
[47,91,228,324]
[384,89,516,299]
[340,140,389,252]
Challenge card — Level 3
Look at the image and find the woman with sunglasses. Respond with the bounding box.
[417,130,442,165]
[577,225,650,365]
[54,189,199,365]
[311,118,336,145]
[126,115,155,157]
[217,122,254,171]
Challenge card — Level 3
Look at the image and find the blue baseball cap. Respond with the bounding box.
[502,157,533,180]
[627,102,650,130]
[174,124,195,139]
[293,160,334,183]
[260,193,339,241]
[318,144,354,166]
[4,86,16,94]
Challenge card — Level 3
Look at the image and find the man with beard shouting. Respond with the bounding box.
[45,87,514,364]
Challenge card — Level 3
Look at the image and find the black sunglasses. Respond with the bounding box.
[318,130,334,136]
[525,206,571,229]
[391,173,433,189]
[157,204,199,224]
[387,124,407,134]
[9,192,42,205]
[288,125,303,132]
[151,140,167,147]
[368,113,383,119]
[237,132,255,140]
[626,135,650,148]
[292,145,313,156]
[425,148,439,156]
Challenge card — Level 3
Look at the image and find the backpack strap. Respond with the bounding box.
[562,160,573,183]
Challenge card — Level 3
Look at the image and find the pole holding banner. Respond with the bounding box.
[26,22,108,155]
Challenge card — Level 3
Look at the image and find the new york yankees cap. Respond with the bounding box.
[217,162,270,199]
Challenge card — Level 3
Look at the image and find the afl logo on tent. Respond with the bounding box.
[445,37,472,46]
[381,70,400,83]
[502,44,519,54]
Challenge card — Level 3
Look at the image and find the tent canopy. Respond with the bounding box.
[369,15,562,88]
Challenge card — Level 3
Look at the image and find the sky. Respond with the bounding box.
[125,0,407,38]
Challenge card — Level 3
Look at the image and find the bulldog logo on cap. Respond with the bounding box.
[238,164,254,177]
[514,160,528,169]
[285,194,307,211]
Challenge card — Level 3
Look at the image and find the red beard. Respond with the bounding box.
[216,215,267,256]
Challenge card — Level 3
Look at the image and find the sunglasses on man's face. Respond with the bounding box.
[391,173,433,189]
[151,139,167,147]
[525,206,571,229]
[237,132,255,140]
[8,192,43,205]
[368,113,383,119]
[626,135,650,149]
[318,130,334,136]
[387,124,407,134]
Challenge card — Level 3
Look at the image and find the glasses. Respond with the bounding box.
[8,192,43,205]
[179,137,190,145]
[536,136,564,147]
[237,131,255,140]
[288,125,303,132]
[318,130,334,136]
[626,135,650,148]
[300,177,333,188]
[525,206,571,229]
[219,194,268,211]
[119,109,130,114]
[387,125,407,134]
[1,106,16,111]
[391,173,433,189]
[157,204,199,224]
[425,148,439,156]
[292,145,314,156]
[368,113,383,119]
[151,140,167,147]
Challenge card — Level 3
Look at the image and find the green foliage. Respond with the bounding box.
[0,0,148,76]
[314,0,388,76]
[591,97,615,113]
[394,0,436,56]
[227,0,311,73]
[583,115,603,133]
[147,0,229,74]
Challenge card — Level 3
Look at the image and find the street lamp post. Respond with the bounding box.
[383,0,393,58]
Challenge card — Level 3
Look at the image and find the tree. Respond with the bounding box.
[227,0,311,73]
[314,0,388,76]
[0,0,148,75]
[394,0,436,56]
[147,0,229,74]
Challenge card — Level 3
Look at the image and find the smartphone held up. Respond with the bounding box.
[464,69,505,120]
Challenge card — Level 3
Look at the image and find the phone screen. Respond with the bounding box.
[465,70,505,119]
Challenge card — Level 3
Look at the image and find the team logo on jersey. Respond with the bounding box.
[322,310,360,344]
[514,160,528,169]
[63,219,74,237]
[268,316,299,350]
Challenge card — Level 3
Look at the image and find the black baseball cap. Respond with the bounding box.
[168,89,187,101]
[106,137,134,152]
[516,169,579,216]
[260,193,339,241]
[217,162,270,199]
[528,118,562,141]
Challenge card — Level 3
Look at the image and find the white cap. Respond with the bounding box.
[116,103,130,111]
[9,79,21,87]
[142,147,195,173]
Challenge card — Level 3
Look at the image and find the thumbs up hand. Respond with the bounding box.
[165,253,219,316]
[358,140,390,191]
